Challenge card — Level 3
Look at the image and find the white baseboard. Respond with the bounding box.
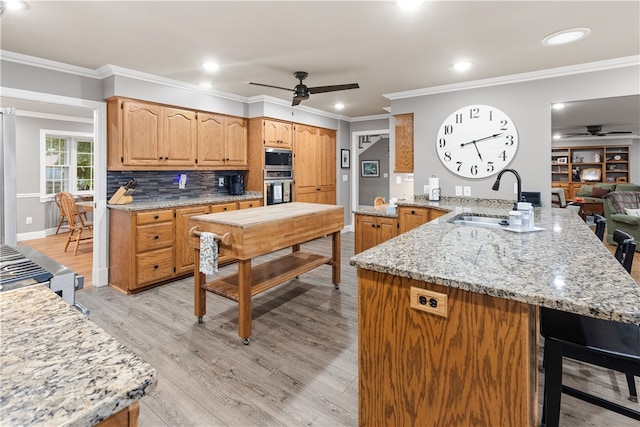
[17,230,48,241]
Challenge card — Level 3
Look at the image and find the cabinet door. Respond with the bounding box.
[398,207,429,234]
[225,117,248,166]
[355,215,378,254]
[394,113,414,173]
[210,202,238,213]
[175,205,209,275]
[122,101,163,166]
[293,125,319,193]
[238,199,262,209]
[197,112,225,166]
[264,120,293,149]
[163,107,197,166]
[135,247,175,289]
[428,209,448,221]
[377,217,399,244]
[318,128,336,193]
[278,122,293,149]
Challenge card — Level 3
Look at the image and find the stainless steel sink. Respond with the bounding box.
[447,214,510,228]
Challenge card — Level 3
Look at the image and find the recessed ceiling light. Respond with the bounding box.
[199,82,212,89]
[4,0,26,10]
[334,103,345,110]
[395,0,424,12]
[542,27,591,46]
[552,103,566,110]
[553,134,562,140]
[202,61,220,72]
[453,61,473,72]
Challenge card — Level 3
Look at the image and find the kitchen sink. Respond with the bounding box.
[447,214,510,228]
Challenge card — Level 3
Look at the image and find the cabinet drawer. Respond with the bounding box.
[210,202,238,213]
[137,209,174,225]
[238,200,262,209]
[136,222,175,252]
[135,248,174,288]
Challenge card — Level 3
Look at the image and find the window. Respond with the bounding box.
[41,130,94,197]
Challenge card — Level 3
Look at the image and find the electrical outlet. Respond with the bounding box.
[410,287,448,318]
[455,186,463,196]
[424,184,429,194]
[218,177,225,187]
[26,217,32,224]
[396,176,402,184]
[179,173,187,189]
[342,174,348,182]
[463,186,471,197]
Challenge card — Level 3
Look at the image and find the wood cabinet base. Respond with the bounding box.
[96,402,139,427]
[357,269,537,426]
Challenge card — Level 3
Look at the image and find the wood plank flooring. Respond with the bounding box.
[19,231,640,426]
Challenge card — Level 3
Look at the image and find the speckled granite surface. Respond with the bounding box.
[0,286,157,426]
[354,196,515,218]
[350,201,640,326]
[108,192,263,211]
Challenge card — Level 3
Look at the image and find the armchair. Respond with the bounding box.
[603,191,640,250]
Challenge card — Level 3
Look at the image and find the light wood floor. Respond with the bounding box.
[20,231,640,426]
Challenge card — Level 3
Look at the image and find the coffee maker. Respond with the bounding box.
[228,174,244,195]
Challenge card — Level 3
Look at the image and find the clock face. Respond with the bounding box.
[436,105,518,178]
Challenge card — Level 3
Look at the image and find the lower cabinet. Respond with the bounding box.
[398,206,447,234]
[109,199,262,293]
[355,214,398,254]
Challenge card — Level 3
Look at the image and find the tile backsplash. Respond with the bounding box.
[107,170,246,202]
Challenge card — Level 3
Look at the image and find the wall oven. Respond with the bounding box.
[264,148,293,205]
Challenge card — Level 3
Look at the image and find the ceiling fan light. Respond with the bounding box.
[542,27,591,46]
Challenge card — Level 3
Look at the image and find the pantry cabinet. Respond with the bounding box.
[107,97,247,170]
[108,199,261,293]
[355,214,398,254]
[293,125,336,204]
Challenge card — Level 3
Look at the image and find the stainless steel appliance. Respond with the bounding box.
[0,245,89,315]
[228,174,244,195]
[264,148,293,205]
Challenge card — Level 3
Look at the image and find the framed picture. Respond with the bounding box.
[341,149,350,169]
[557,157,568,164]
[361,160,379,177]
[580,167,602,182]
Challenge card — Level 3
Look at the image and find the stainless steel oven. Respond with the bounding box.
[0,245,89,315]
[264,148,292,172]
[264,148,293,205]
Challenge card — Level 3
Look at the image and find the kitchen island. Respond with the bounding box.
[350,201,640,426]
[0,286,157,426]
[189,202,344,344]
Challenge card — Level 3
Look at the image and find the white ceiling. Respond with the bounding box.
[1,0,639,131]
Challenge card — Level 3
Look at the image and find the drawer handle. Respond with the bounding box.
[411,210,415,214]
[154,235,159,240]
[371,224,376,228]
[223,207,227,211]
[154,215,159,219]
[154,265,159,269]
[377,225,381,228]
[248,204,253,207]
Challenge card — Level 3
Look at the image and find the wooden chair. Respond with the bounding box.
[58,191,93,255]
[541,230,639,426]
[54,192,88,234]
[373,196,385,207]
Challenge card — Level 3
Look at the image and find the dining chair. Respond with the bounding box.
[541,230,639,426]
[593,213,606,241]
[58,191,93,255]
[54,192,87,234]
[373,196,385,207]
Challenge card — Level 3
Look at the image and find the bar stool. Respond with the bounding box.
[541,230,639,426]
[593,213,606,241]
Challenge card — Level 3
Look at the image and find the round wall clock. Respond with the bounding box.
[436,104,519,178]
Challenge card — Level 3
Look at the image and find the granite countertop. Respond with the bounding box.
[107,192,263,211]
[350,200,640,326]
[0,286,157,426]
[354,196,514,218]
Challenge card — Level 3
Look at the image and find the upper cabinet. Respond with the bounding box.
[107,97,247,170]
[293,124,336,204]
[394,113,414,173]
[263,119,293,149]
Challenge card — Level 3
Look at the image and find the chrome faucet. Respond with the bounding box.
[492,168,525,210]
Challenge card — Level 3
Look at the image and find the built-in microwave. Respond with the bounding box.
[264,148,292,169]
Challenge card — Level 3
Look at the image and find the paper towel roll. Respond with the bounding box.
[429,176,440,200]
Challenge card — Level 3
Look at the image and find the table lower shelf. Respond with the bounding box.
[201,251,332,301]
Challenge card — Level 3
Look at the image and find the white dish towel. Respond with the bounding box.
[199,232,218,275]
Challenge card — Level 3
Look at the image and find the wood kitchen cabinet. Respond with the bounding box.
[175,205,210,275]
[263,119,293,149]
[197,113,248,167]
[394,113,414,173]
[354,214,398,254]
[293,124,336,204]
[398,206,447,234]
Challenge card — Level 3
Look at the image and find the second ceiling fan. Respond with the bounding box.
[248,71,359,106]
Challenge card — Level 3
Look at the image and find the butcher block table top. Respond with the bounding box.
[189,202,344,260]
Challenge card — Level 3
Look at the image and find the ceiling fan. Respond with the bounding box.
[564,125,633,137]
[247,71,359,106]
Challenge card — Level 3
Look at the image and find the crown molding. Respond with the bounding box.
[15,109,93,124]
[349,113,391,122]
[1,50,99,79]
[384,56,640,100]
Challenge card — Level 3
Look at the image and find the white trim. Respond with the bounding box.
[349,113,391,122]
[384,55,640,100]
[15,109,93,124]
[16,192,41,199]
[17,230,48,242]
[1,50,98,79]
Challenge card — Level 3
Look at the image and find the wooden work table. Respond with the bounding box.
[189,202,344,344]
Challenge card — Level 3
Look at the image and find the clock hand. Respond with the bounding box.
[460,132,504,147]
[472,141,483,161]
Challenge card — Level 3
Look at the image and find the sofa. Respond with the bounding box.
[603,191,640,250]
[575,183,640,203]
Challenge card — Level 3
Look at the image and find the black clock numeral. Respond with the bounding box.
[438,138,446,148]
[505,135,514,146]
[487,162,495,173]
[444,124,454,135]
[469,107,480,119]
[499,150,507,161]
[444,152,452,162]
[455,113,463,124]
[470,164,478,175]
[456,161,462,172]
[489,110,494,121]
[500,119,509,131]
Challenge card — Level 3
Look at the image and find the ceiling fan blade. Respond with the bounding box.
[604,131,633,134]
[308,83,359,94]
[564,133,590,136]
[246,82,293,92]
[292,98,302,106]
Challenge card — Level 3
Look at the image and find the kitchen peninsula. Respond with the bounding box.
[0,286,157,426]
[351,198,640,426]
